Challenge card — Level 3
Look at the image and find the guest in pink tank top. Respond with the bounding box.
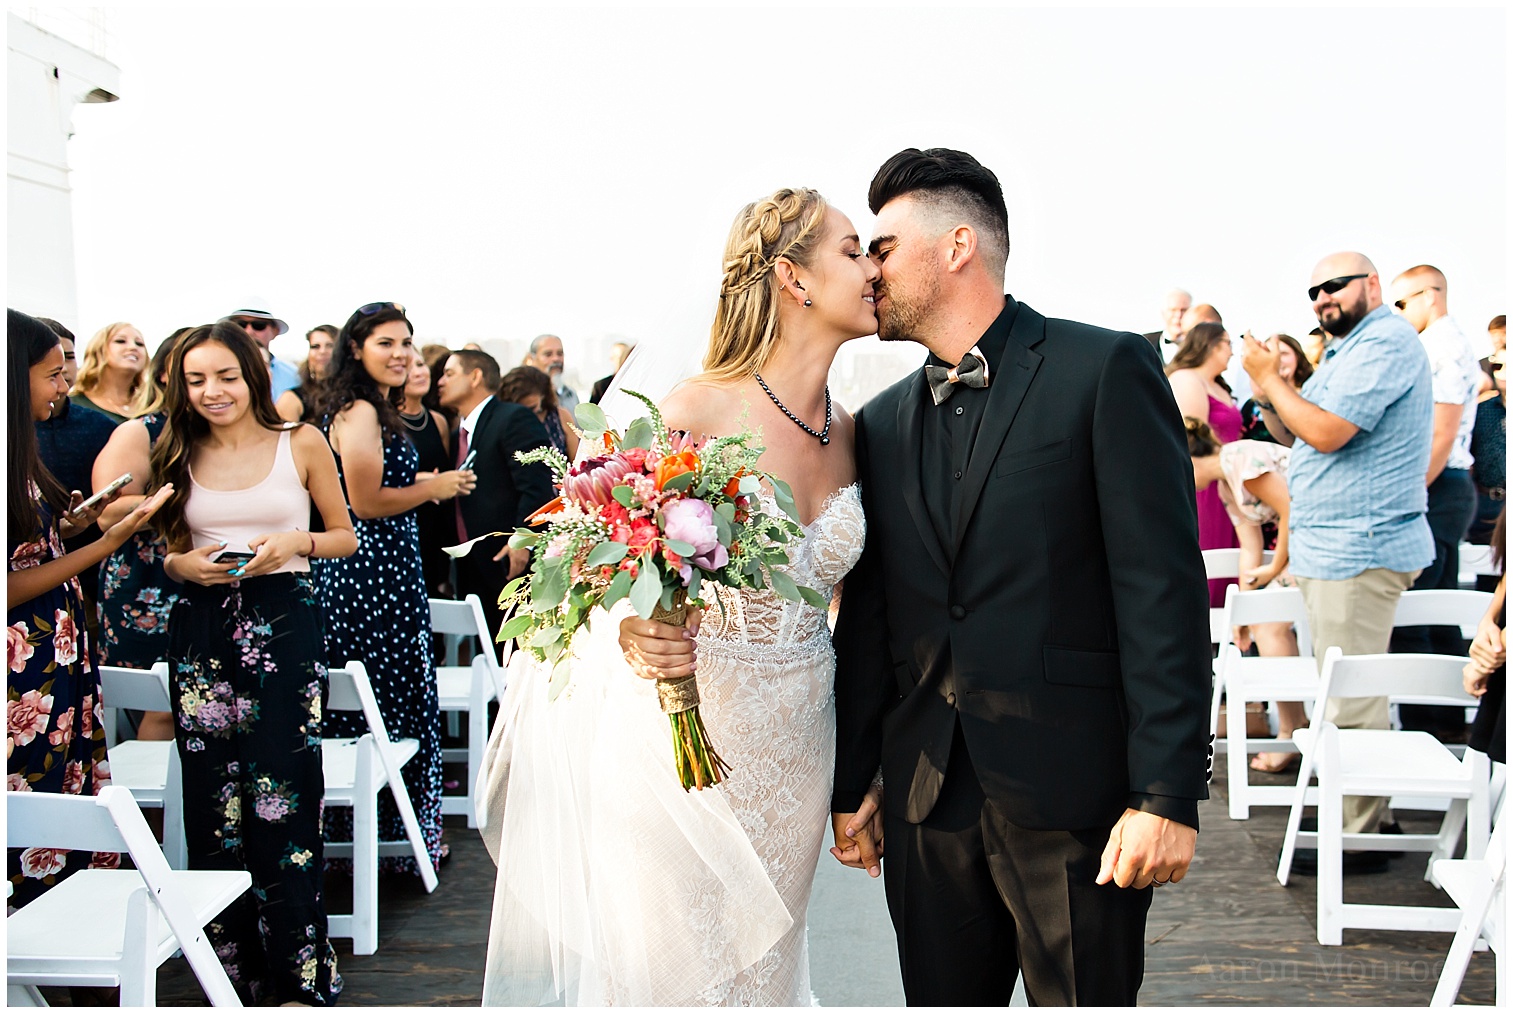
[1166,322,1242,606]
[148,322,356,1006]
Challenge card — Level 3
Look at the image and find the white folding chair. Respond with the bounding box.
[1276,649,1492,945]
[321,660,439,955]
[1431,811,1507,1006]
[98,662,187,869]
[1458,542,1499,590]
[1201,548,1274,647]
[1208,584,1316,819]
[430,595,507,828]
[6,786,249,1006]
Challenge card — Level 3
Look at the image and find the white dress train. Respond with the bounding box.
[479,484,865,1006]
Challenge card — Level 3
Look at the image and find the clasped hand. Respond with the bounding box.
[830,785,884,878]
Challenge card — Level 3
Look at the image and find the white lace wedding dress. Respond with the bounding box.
[479,484,865,1007]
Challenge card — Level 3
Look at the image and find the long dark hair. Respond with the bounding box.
[1269,333,1315,389]
[147,321,287,550]
[316,304,412,441]
[8,309,70,543]
[499,365,558,415]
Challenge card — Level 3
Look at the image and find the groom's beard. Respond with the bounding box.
[876,274,940,344]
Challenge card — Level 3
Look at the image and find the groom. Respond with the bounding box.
[830,148,1211,1006]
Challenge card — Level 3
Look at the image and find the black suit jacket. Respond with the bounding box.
[833,298,1211,832]
[458,397,555,548]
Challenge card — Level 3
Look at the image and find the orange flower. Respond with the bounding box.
[722,469,747,498]
[526,495,566,526]
[653,450,699,490]
[602,431,616,452]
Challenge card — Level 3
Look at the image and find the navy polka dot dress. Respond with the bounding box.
[313,431,444,873]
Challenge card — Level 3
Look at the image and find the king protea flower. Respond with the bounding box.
[564,454,637,507]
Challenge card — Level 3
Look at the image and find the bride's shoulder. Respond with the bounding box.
[660,380,745,438]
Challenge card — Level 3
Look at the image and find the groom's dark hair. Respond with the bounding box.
[869,148,1010,269]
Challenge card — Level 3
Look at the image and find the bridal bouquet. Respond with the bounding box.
[497,390,825,790]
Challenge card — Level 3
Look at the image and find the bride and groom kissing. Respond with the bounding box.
[481,147,1211,1007]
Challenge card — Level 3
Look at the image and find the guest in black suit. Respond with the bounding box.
[1142,286,1190,364]
[436,348,554,648]
[830,149,1211,1006]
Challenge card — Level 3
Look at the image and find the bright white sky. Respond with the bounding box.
[60,4,1507,400]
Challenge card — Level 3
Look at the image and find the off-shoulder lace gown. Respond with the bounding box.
[480,484,865,1007]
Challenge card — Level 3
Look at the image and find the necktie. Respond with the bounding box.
[925,346,991,405]
[454,425,470,542]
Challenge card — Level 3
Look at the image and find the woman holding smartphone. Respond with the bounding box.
[8,309,169,909]
[150,321,356,1006]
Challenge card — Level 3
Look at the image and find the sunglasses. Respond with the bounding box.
[235,318,274,332]
[356,301,405,317]
[1393,286,1440,311]
[1307,274,1368,301]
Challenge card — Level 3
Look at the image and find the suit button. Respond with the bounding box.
[953,470,962,479]
[946,692,957,706]
[950,604,966,620]
[954,406,964,416]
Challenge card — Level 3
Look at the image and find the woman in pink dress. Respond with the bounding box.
[1167,322,1241,606]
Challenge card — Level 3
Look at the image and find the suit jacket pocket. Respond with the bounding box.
[994,438,1072,478]
[1043,645,1121,688]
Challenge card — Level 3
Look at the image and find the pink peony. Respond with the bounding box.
[51,610,78,667]
[8,623,34,674]
[8,690,53,746]
[661,498,728,582]
[19,846,67,879]
[47,707,75,748]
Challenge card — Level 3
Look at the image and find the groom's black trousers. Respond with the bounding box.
[882,725,1151,1006]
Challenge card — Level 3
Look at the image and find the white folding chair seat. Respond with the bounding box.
[99,662,187,869]
[321,660,439,956]
[430,595,507,828]
[6,786,249,1006]
[1207,584,1317,818]
[1276,649,1492,945]
[1431,813,1506,1006]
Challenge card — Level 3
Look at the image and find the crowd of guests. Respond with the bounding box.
[6,300,581,1005]
[1154,258,1505,874]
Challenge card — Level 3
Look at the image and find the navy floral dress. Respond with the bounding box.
[98,414,181,668]
[314,430,445,872]
[7,494,117,909]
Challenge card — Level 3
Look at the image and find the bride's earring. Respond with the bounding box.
[794,281,811,307]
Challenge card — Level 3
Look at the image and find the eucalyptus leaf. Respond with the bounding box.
[574,402,608,432]
[665,538,697,556]
[507,529,540,550]
[712,511,732,543]
[496,613,533,642]
[623,417,655,450]
[546,659,572,702]
[663,471,696,493]
[585,541,630,567]
[771,478,800,524]
[767,567,799,599]
[603,568,633,607]
[612,485,635,508]
[532,557,570,607]
[798,585,828,610]
[686,568,702,602]
[659,584,674,610]
[738,474,763,495]
[715,502,737,522]
[630,562,662,618]
[529,625,562,648]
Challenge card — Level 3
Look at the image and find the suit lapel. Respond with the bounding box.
[950,303,1047,558]
[895,371,951,577]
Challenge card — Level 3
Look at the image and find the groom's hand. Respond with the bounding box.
[1095,808,1196,889]
[829,787,884,877]
[618,609,701,680]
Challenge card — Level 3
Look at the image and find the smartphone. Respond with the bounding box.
[69,472,132,516]
[459,449,478,472]
[212,550,257,566]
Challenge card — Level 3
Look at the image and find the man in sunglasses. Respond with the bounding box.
[1386,265,1481,740]
[1242,252,1434,873]
[222,298,300,400]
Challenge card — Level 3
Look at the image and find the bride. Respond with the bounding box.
[479,186,883,1006]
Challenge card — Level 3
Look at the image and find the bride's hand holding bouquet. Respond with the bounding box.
[492,391,825,791]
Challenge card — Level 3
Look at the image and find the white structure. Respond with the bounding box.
[8,10,119,328]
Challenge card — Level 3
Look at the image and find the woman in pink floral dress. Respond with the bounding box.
[7,309,169,908]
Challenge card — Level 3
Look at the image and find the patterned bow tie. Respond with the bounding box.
[925,346,991,405]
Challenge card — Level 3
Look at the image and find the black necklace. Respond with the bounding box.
[754,373,832,445]
[398,407,429,432]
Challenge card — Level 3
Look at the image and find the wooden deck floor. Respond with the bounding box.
[39,760,1498,1006]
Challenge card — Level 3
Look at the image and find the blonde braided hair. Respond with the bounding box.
[699,187,829,383]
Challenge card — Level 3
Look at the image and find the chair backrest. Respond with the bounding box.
[98,665,172,746]
[1316,647,1477,707]
[429,594,502,673]
[1220,584,1314,656]
[1392,589,1494,639]
[325,661,396,743]
[1203,548,1275,581]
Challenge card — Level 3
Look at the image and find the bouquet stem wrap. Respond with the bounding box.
[653,590,729,791]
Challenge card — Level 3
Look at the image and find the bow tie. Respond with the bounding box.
[925,346,991,405]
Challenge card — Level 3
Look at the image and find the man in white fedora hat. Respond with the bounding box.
[223,297,300,399]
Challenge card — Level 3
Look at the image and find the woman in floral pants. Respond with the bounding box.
[155,322,356,1005]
